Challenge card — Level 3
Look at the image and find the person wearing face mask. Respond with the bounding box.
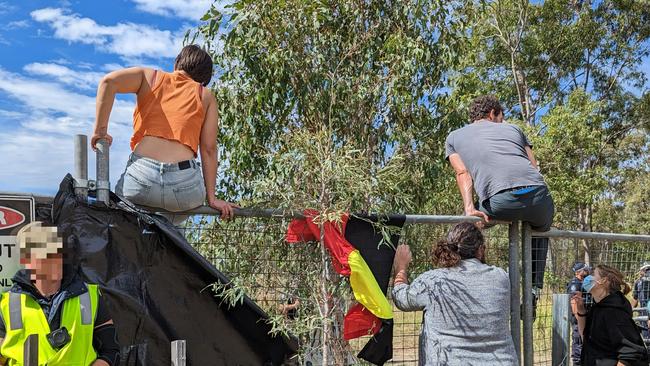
[572,264,649,366]
[392,222,518,365]
[568,262,592,366]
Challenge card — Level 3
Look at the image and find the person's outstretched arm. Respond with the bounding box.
[391,244,431,311]
[199,90,238,220]
[92,67,152,150]
[448,153,489,222]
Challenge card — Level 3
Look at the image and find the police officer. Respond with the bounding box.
[567,261,591,366]
[632,261,650,340]
[0,222,119,365]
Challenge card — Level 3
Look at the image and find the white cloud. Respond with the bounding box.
[0,67,134,194]
[0,129,132,195]
[0,67,132,123]
[30,7,185,60]
[4,20,29,30]
[23,62,105,90]
[102,63,124,71]
[130,0,227,21]
[0,2,16,16]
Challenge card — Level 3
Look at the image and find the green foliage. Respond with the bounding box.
[198,0,478,212]
[526,89,607,225]
[186,0,650,362]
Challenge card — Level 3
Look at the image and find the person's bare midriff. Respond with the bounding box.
[134,135,195,163]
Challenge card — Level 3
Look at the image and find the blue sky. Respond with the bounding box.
[0,1,648,197]
[0,0,224,195]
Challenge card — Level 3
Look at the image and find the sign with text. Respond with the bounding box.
[0,196,34,290]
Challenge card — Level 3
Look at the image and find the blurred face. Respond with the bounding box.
[20,252,63,281]
[578,269,589,279]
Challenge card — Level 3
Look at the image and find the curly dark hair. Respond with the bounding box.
[433,222,484,268]
[469,95,503,122]
[174,45,213,86]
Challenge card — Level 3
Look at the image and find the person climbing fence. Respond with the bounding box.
[90,45,237,222]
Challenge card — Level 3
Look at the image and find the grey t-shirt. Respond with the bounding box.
[445,120,546,203]
[392,259,518,365]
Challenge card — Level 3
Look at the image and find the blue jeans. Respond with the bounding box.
[115,153,206,213]
[479,185,555,289]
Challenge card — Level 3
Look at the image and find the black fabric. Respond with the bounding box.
[581,291,649,366]
[94,323,120,366]
[572,323,583,365]
[344,214,406,366]
[45,174,296,366]
[357,319,393,366]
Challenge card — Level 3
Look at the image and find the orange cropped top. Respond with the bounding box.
[131,70,205,156]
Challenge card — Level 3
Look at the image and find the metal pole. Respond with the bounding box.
[23,333,38,366]
[522,223,534,366]
[74,134,88,200]
[509,222,522,365]
[96,138,110,205]
[137,204,513,225]
[171,339,186,366]
[552,294,571,366]
[533,228,650,242]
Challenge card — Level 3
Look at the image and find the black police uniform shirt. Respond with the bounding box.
[567,277,593,323]
[633,276,650,309]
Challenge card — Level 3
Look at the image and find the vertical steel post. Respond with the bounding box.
[96,138,110,205]
[23,334,38,366]
[522,223,534,366]
[171,340,186,366]
[509,222,522,364]
[552,294,571,366]
[74,134,88,200]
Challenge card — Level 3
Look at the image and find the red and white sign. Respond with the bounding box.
[0,196,34,290]
[0,206,26,231]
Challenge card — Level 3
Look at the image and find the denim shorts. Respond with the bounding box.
[115,153,206,212]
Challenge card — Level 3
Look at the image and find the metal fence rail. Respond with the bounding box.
[7,134,649,366]
[180,217,650,366]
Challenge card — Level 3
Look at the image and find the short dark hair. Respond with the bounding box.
[469,95,503,122]
[434,222,484,268]
[174,45,213,86]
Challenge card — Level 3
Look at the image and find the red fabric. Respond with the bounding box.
[285,210,354,276]
[343,303,381,340]
[285,210,382,340]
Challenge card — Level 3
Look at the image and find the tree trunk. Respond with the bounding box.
[578,204,591,264]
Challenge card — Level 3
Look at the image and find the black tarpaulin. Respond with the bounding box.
[47,174,297,365]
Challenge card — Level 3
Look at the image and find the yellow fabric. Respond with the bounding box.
[0,284,99,366]
[348,250,393,319]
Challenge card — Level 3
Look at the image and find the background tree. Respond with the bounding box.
[188,0,650,363]
[194,0,478,362]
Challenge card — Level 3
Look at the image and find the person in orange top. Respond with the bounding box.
[90,45,237,220]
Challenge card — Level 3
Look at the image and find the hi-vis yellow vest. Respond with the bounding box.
[0,284,99,366]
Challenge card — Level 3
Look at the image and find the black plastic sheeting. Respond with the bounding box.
[43,175,297,365]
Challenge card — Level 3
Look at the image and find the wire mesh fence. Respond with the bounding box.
[179,216,650,365]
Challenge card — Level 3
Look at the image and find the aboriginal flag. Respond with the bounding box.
[286,210,405,365]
